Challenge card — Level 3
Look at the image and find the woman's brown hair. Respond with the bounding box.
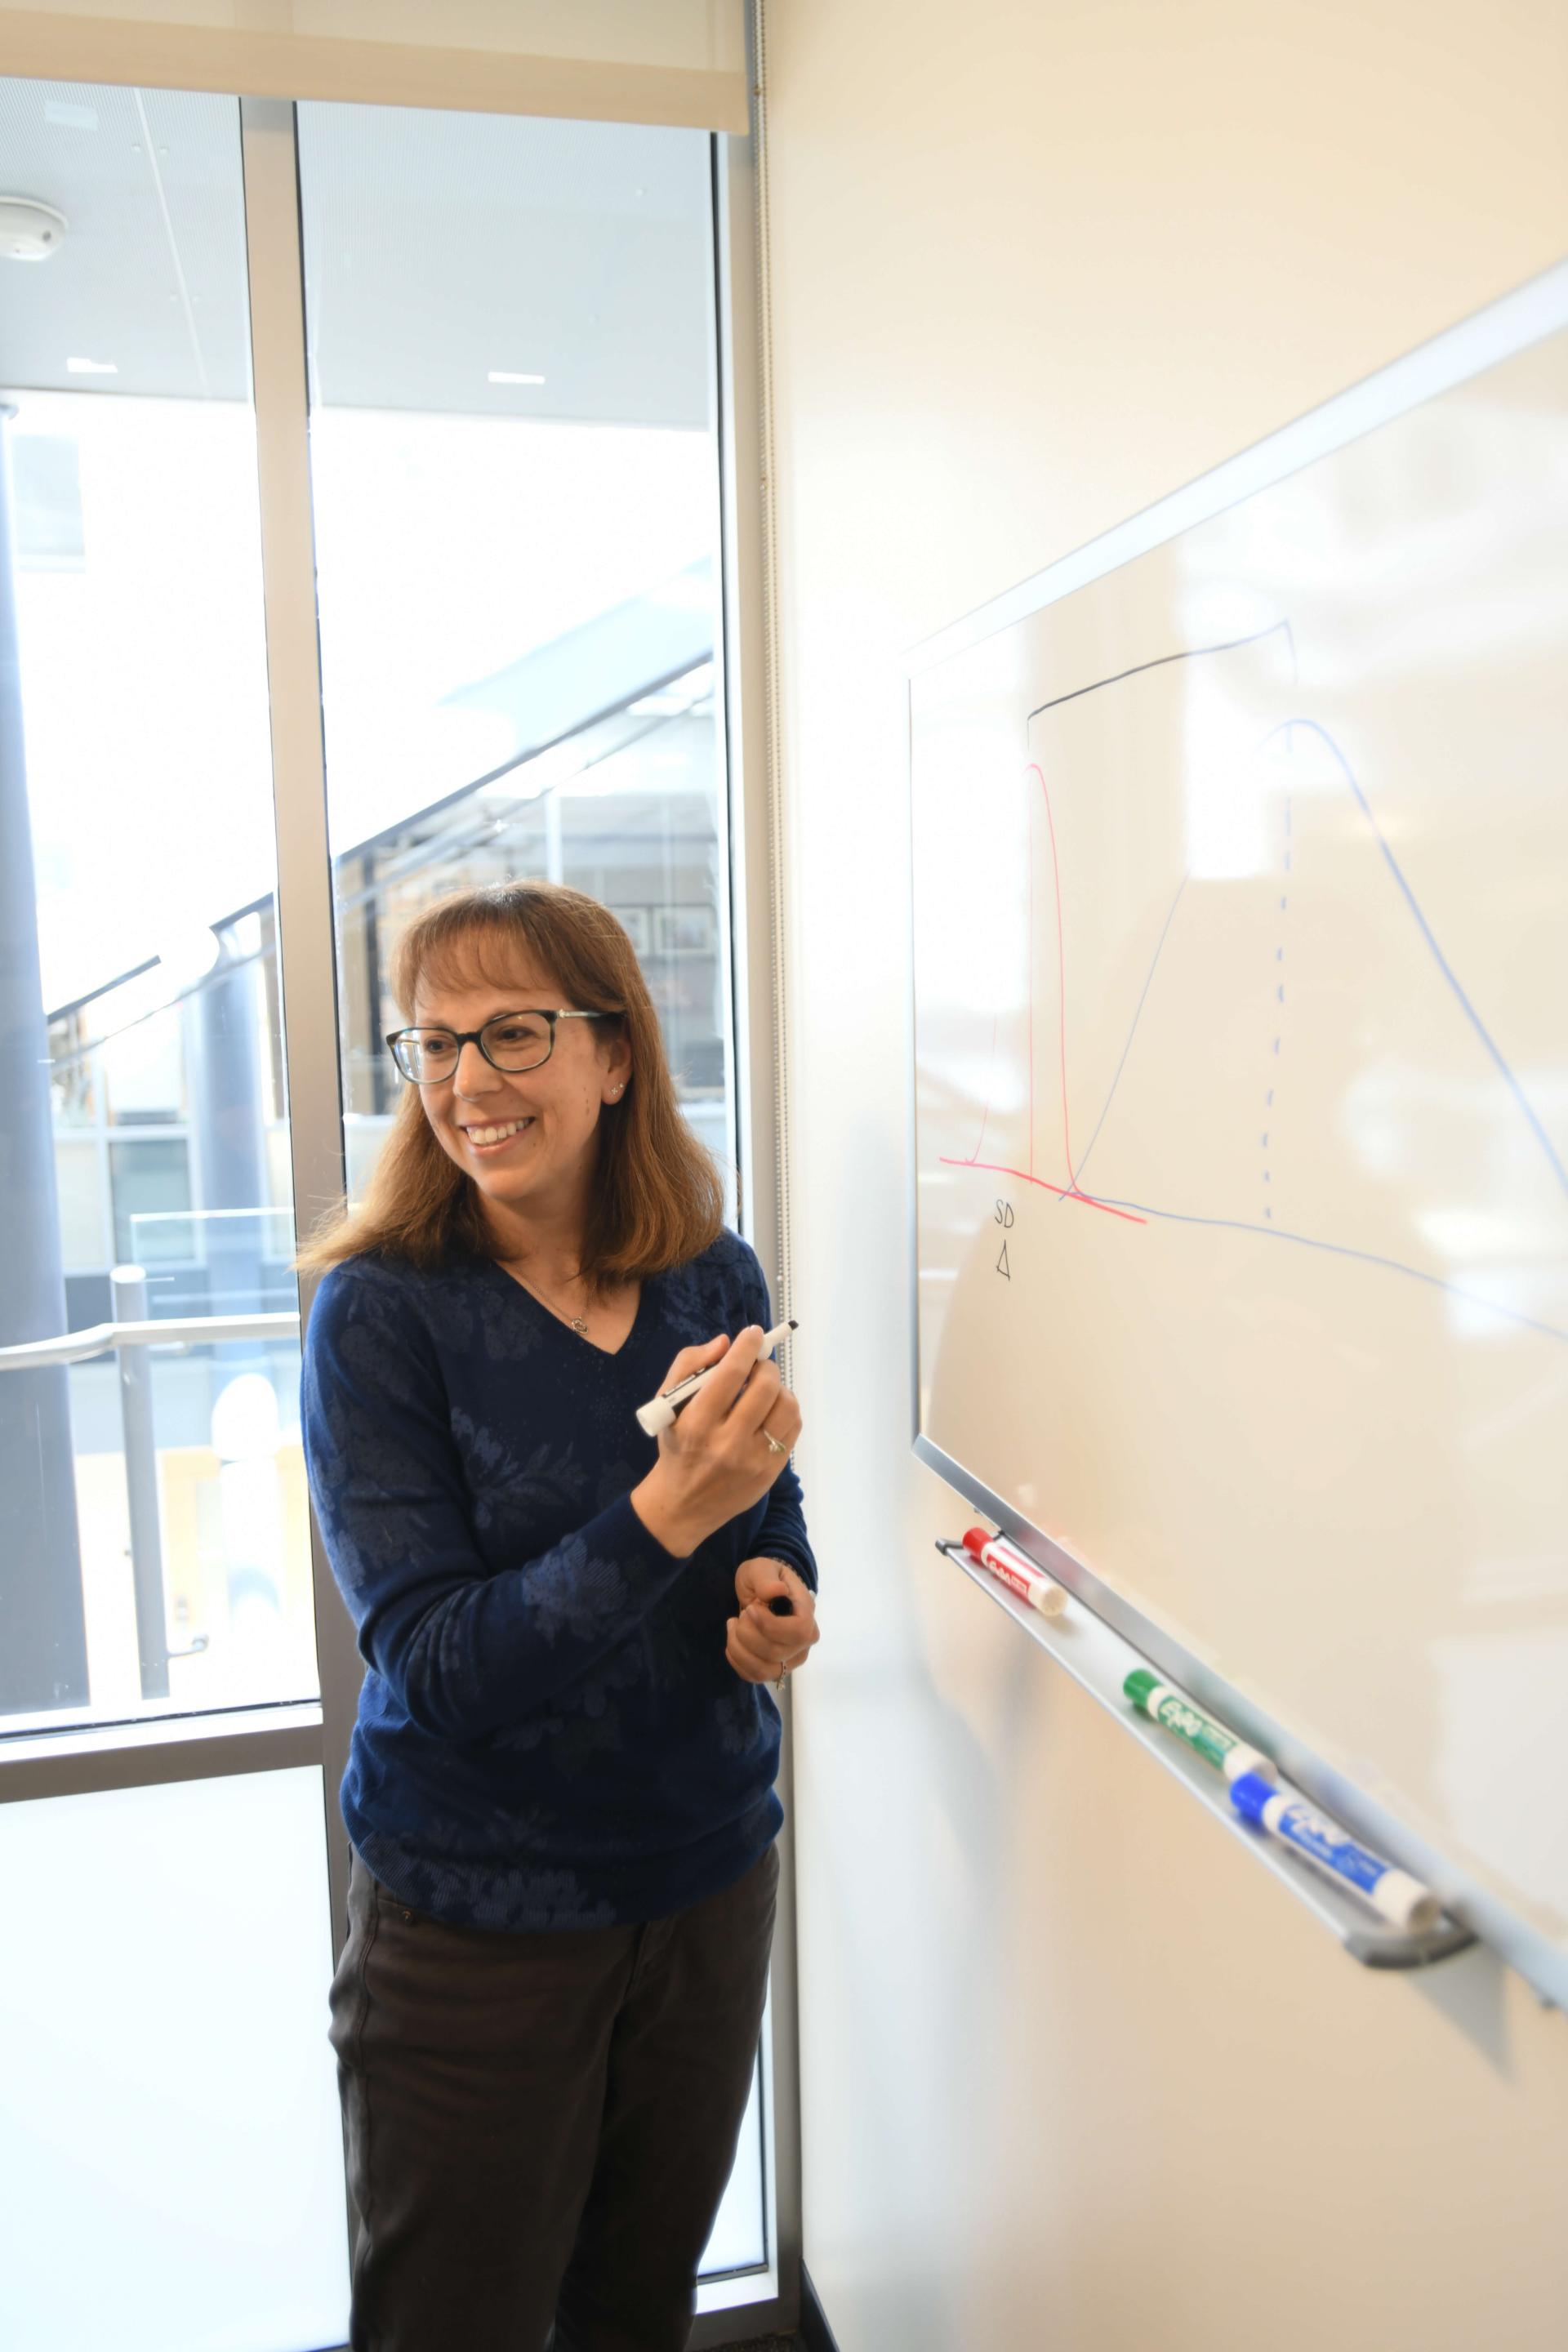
[294,880,725,1284]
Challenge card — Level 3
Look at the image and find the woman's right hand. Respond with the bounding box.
[630,1327,803,1559]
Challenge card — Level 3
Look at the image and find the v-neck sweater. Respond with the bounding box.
[301,1227,815,1931]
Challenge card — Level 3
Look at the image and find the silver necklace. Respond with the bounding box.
[504,1261,590,1335]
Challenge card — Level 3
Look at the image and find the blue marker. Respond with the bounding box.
[1229,1774,1440,1933]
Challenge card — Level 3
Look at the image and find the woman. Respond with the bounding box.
[299,879,818,2352]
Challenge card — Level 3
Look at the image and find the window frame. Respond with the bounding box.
[0,68,802,2350]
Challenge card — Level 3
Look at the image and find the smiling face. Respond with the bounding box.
[410,956,632,1258]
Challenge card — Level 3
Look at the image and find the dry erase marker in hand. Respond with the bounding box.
[962,1526,1068,1618]
[635,1321,797,1437]
[1230,1773,1440,1933]
[1124,1669,1276,1784]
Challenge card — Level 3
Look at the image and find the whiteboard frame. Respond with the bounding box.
[906,256,1568,2010]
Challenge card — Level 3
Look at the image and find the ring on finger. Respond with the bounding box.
[760,1426,787,1456]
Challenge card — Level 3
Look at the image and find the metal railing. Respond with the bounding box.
[0,1274,301,1699]
[0,1299,299,1370]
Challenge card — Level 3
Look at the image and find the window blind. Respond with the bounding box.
[0,0,749,130]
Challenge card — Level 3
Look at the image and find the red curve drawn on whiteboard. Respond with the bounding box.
[941,760,1147,1228]
[1031,761,1076,1186]
[951,1158,1147,1224]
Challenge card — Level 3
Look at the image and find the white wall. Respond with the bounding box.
[764,5,1568,2346]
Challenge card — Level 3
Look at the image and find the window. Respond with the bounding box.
[1,84,319,1733]
[0,78,347,2352]
[295,104,737,1200]
[0,74,774,2343]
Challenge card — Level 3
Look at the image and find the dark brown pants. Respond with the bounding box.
[327,1842,780,2352]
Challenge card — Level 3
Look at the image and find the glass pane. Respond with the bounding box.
[697,2054,768,2277]
[0,1770,350,2350]
[296,103,762,2292]
[109,1136,193,1261]
[0,78,319,1729]
[52,1135,110,1270]
[296,104,736,1205]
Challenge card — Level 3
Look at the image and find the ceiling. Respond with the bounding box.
[0,77,715,425]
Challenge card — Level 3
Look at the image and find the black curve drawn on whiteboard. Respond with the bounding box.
[1001,623,1294,1193]
[1009,638,1568,1345]
[1024,617,1298,724]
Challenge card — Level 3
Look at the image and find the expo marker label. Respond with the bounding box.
[1123,1669,1277,1784]
[961,1527,1068,1618]
[1229,1773,1441,1934]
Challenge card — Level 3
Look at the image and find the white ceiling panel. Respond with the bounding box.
[0,78,715,425]
[0,79,250,399]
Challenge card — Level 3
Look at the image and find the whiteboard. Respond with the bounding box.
[909,266,1568,1998]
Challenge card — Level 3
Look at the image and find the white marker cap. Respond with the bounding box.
[1371,1869,1441,1935]
[635,1319,796,1439]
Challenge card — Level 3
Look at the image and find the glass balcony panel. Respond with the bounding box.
[52,1135,111,1271]
[60,1325,314,1726]
[109,1138,194,1263]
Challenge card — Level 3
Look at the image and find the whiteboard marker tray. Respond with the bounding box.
[934,1539,1475,1972]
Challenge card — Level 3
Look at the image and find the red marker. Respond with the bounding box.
[962,1526,1069,1619]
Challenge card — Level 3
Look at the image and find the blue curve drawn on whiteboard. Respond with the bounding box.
[1012,659,1568,1343]
[1027,621,1290,1201]
[1069,871,1189,1190]
[1267,718,1568,1200]
[1076,1192,1568,1344]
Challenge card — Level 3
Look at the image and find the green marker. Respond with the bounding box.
[1123,1669,1276,1784]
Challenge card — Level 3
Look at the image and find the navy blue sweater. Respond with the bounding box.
[301,1228,814,1931]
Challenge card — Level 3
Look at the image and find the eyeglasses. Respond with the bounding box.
[385,1009,617,1086]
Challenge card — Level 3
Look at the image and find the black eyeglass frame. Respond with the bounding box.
[385,1008,619,1085]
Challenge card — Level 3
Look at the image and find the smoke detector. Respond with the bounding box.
[0,198,68,261]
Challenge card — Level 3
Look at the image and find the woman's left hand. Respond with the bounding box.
[726,1559,819,1686]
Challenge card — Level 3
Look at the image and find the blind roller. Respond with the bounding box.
[0,0,750,130]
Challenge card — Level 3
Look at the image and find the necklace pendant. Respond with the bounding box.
[569,1315,589,1335]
